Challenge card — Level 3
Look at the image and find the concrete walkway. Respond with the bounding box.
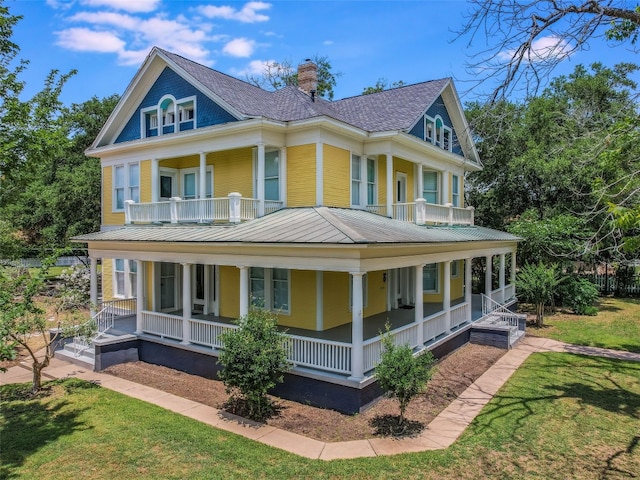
[2,337,639,460]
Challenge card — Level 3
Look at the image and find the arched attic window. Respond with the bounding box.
[159,95,177,129]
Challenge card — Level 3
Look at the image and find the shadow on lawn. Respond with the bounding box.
[0,380,93,479]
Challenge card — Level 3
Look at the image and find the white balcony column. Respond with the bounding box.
[386,153,393,217]
[445,202,454,226]
[280,146,287,206]
[499,253,506,304]
[485,255,493,298]
[416,164,423,201]
[315,142,323,206]
[180,263,191,345]
[124,200,134,224]
[170,197,180,223]
[135,260,144,334]
[238,266,249,317]
[415,198,426,225]
[89,257,98,317]
[349,272,365,380]
[465,258,473,322]
[414,264,424,347]
[256,143,266,216]
[151,158,159,202]
[442,172,450,205]
[199,152,206,199]
[443,260,451,331]
[228,192,241,223]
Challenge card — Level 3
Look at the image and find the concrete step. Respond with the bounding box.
[63,342,95,359]
[56,347,95,369]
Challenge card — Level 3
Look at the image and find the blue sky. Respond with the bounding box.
[9,0,639,106]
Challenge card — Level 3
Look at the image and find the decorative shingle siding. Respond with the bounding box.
[115,67,238,144]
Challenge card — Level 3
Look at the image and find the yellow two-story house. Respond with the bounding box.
[74,47,519,413]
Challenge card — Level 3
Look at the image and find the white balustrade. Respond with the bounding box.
[286,335,352,375]
[239,198,259,220]
[141,311,183,340]
[363,322,418,372]
[423,311,448,343]
[504,283,515,301]
[449,302,468,330]
[264,200,284,215]
[189,318,238,348]
[393,203,415,222]
[365,204,388,216]
[389,201,474,226]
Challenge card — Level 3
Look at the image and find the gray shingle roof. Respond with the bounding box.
[74,207,519,245]
[159,48,449,133]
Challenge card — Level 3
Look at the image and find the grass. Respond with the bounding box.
[527,297,640,353]
[2,353,639,479]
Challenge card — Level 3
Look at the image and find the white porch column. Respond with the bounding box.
[499,253,506,304]
[511,250,517,284]
[443,260,451,331]
[349,272,365,380]
[442,171,450,204]
[257,144,265,217]
[315,142,323,206]
[316,271,323,331]
[151,158,159,202]
[199,152,206,199]
[238,266,249,317]
[465,258,473,322]
[485,255,493,299]
[414,264,424,348]
[181,263,191,345]
[135,260,144,334]
[89,257,98,317]
[386,153,393,217]
[416,164,423,201]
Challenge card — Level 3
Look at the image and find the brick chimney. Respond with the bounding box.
[297,59,318,97]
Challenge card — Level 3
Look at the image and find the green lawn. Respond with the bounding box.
[528,297,640,353]
[2,353,639,479]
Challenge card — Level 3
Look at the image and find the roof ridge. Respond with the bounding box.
[314,207,367,243]
[334,77,451,103]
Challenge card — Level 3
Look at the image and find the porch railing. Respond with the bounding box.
[366,200,474,226]
[125,193,285,225]
[503,283,515,301]
[136,299,488,378]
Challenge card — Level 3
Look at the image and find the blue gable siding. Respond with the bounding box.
[115,67,238,144]
[409,95,463,157]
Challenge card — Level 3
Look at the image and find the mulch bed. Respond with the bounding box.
[103,343,505,442]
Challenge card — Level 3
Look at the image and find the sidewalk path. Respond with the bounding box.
[2,337,639,460]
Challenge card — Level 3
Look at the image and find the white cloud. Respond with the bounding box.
[232,59,274,77]
[69,11,140,30]
[499,35,573,62]
[198,1,271,23]
[80,0,160,13]
[222,38,256,57]
[323,40,333,46]
[46,0,77,10]
[56,27,126,53]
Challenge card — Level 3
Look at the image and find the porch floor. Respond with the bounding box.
[111,295,486,343]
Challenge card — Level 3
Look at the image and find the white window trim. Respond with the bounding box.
[253,147,283,201]
[452,174,460,208]
[350,153,363,208]
[180,166,214,199]
[366,156,377,206]
[423,263,439,294]
[140,95,197,139]
[422,170,440,205]
[113,258,136,298]
[250,267,291,315]
[425,115,435,143]
[112,162,139,212]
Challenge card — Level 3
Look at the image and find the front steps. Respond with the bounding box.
[470,311,527,350]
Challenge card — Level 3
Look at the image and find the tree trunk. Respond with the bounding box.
[32,362,44,393]
[536,302,544,328]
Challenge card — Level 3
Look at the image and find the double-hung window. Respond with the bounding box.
[113,162,139,211]
[264,150,280,201]
[423,170,439,204]
[250,267,290,313]
[451,260,459,278]
[452,174,460,207]
[351,154,362,207]
[114,259,126,297]
[113,258,137,298]
[366,157,376,205]
[114,165,125,210]
[423,263,439,293]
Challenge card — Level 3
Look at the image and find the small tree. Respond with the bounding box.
[517,262,562,328]
[375,328,435,429]
[0,261,60,392]
[217,309,291,421]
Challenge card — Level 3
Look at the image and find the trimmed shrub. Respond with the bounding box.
[218,309,291,421]
[557,275,599,315]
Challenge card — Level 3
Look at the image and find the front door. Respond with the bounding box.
[159,262,177,311]
[159,171,178,200]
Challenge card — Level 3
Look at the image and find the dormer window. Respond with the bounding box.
[424,115,453,152]
[141,95,197,138]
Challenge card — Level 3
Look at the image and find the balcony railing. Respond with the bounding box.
[367,200,474,226]
[125,194,285,225]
